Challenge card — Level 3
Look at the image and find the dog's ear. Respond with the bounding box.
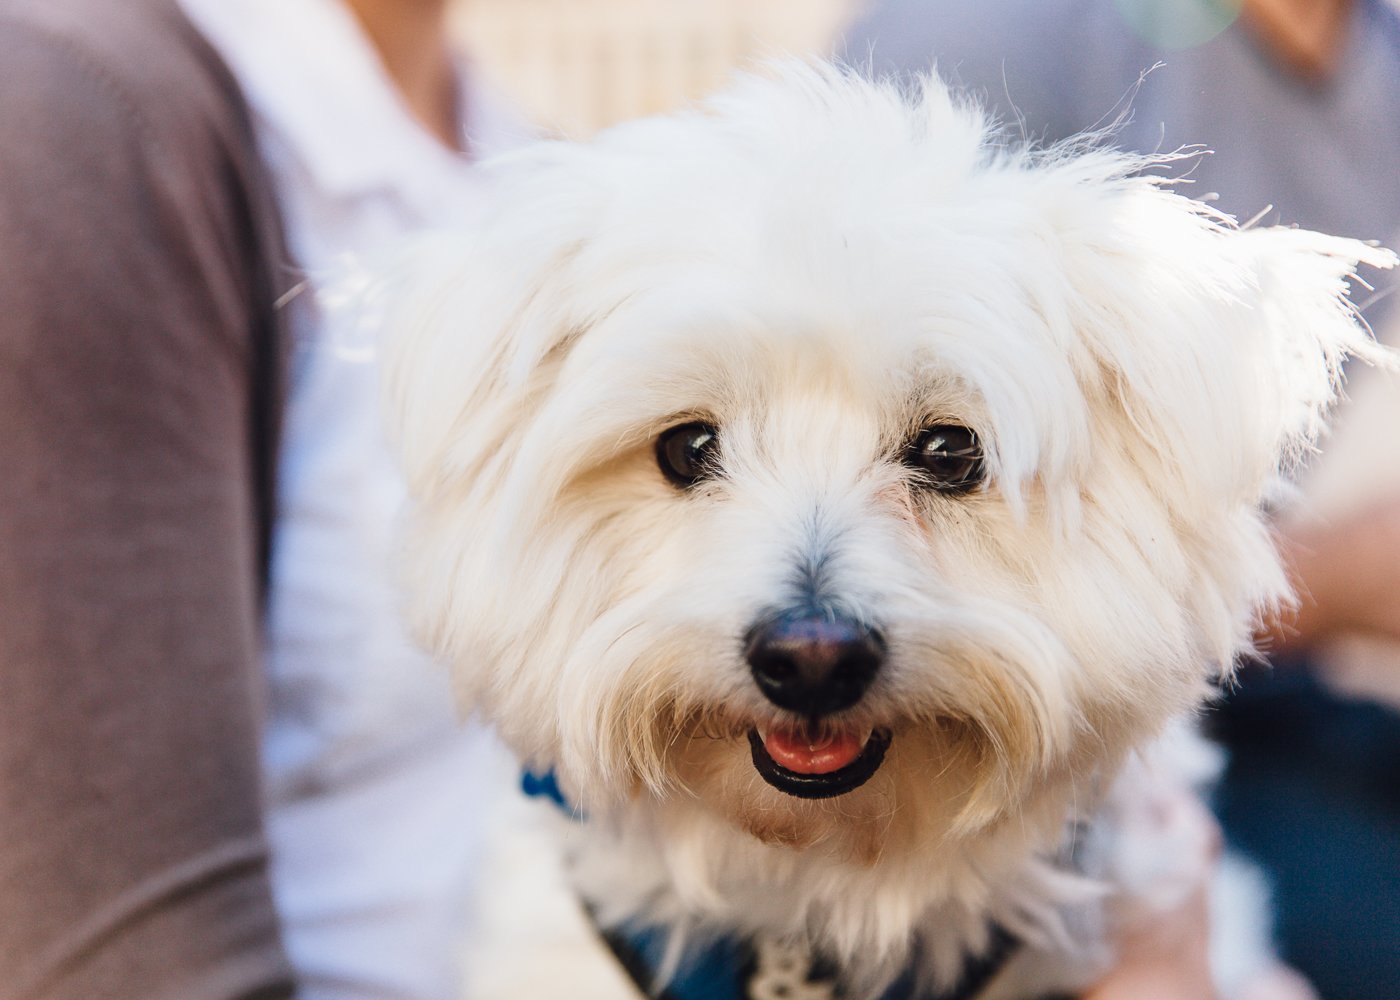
[1217,226,1396,483]
[379,148,610,501]
[1058,175,1395,511]
[1037,171,1394,668]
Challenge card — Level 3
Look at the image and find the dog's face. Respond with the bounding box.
[385,67,1384,869]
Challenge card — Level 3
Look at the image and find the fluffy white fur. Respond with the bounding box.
[381,64,1392,999]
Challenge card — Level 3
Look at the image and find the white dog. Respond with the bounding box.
[380,64,1391,1000]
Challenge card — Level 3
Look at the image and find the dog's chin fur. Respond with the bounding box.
[382,63,1392,997]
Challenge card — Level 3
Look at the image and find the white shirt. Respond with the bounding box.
[177,1,530,995]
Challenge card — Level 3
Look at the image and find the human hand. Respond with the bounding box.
[1082,778,1220,1000]
[1263,496,1400,654]
[1081,779,1314,1000]
[1081,881,1216,1000]
[1081,877,1315,1000]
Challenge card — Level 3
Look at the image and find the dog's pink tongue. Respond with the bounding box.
[763,727,864,774]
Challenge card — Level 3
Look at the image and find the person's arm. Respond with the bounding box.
[0,13,294,999]
[1258,499,1400,655]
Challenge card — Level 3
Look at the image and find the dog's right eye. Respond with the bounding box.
[904,424,985,493]
[656,422,720,489]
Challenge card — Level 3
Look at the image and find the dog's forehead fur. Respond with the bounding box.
[382,62,1392,994]
[454,64,1371,509]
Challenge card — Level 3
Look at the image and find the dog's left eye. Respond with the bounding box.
[656,421,720,488]
[905,424,985,493]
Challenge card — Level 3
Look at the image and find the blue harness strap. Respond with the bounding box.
[521,770,1032,1000]
[595,920,756,1000]
[520,768,573,812]
[591,913,1024,1000]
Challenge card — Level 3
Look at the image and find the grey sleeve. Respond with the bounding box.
[0,17,295,1000]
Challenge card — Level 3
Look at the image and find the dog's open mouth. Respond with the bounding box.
[748,725,891,799]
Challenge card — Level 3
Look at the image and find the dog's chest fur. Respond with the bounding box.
[458,728,1248,1000]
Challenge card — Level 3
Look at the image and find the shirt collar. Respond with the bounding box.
[178,0,531,209]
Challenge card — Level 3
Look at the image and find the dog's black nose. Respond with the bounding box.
[745,610,885,717]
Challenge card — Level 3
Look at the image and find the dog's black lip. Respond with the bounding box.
[747,727,891,800]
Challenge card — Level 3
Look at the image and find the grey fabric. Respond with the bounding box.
[0,0,294,996]
[841,0,1400,325]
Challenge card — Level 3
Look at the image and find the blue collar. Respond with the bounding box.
[522,770,1024,1000]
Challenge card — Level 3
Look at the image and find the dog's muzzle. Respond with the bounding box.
[744,609,889,797]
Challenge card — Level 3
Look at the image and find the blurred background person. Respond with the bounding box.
[842,2,1400,998]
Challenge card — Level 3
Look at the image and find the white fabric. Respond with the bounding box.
[177,1,529,995]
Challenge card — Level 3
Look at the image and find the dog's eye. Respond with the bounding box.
[905,425,984,493]
[656,422,720,489]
